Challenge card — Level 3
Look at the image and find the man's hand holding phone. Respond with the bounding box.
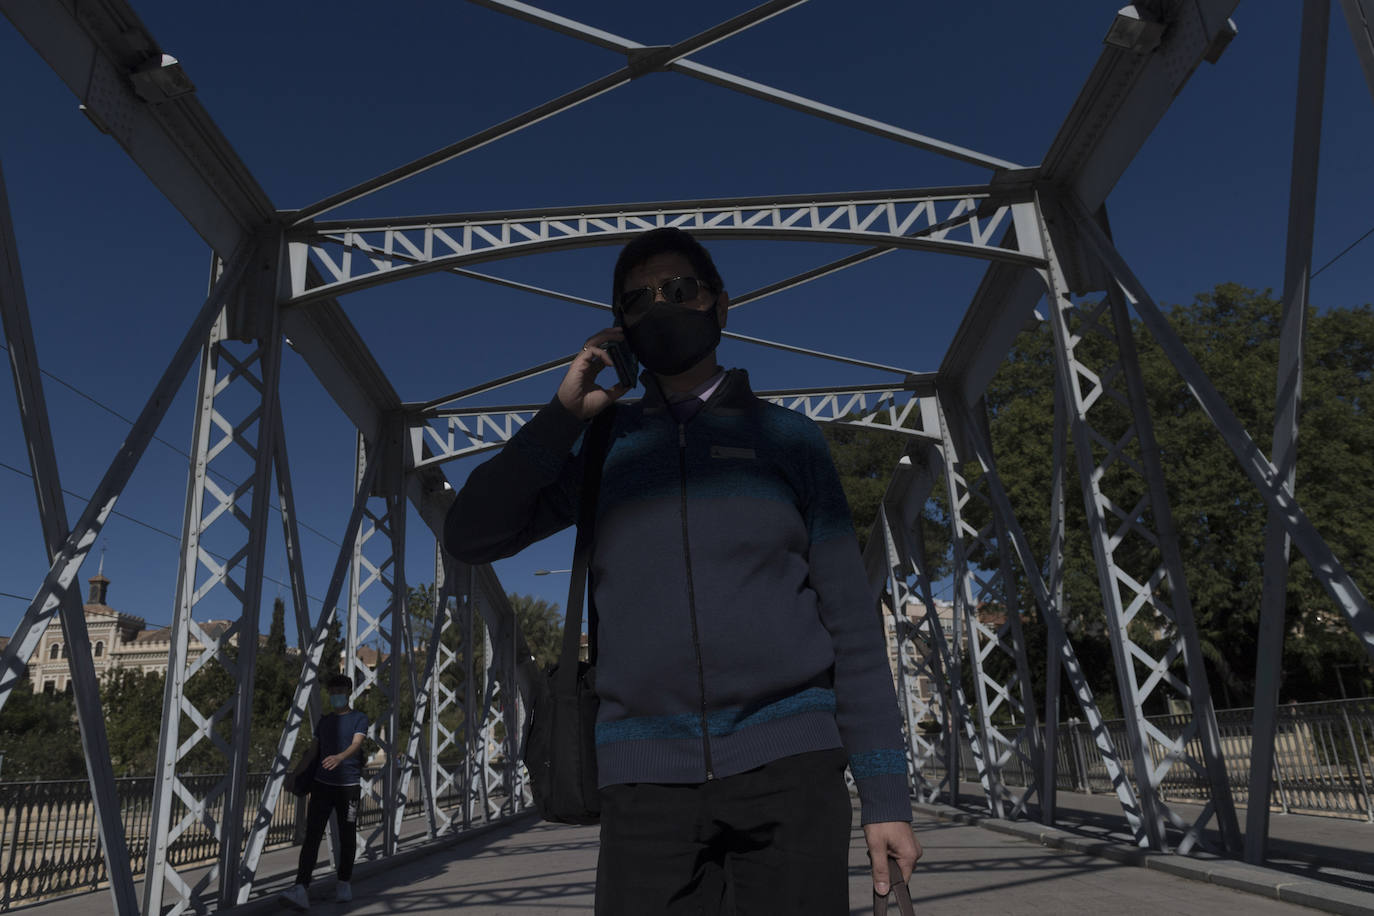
[558,327,634,421]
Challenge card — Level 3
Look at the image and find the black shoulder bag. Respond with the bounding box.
[285,737,320,797]
[522,407,614,824]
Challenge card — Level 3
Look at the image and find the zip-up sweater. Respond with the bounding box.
[445,369,911,825]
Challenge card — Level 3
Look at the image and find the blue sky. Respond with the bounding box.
[0,2,1371,645]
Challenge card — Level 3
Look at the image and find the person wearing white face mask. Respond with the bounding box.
[279,674,369,910]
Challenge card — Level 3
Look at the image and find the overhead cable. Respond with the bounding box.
[0,328,340,548]
[0,458,325,609]
[1311,225,1374,279]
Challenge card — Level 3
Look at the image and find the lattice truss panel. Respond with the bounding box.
[446,567,490,828]
[760,388,935,437]
[949,388,1147,844]
[146,310,281,915]
[346,437,406,858]
[234,417,383,903]
[412,387,934,467]
[397,551,462,838]
[457,579,489,825]
[937,403,1042,818]
[1044,279,1237,853]
[877,503,958,804]
[287,191,1029,305]
[458,579,528,823]
[388,561,428,844]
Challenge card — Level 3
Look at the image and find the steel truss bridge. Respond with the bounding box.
[0,1,1371,913]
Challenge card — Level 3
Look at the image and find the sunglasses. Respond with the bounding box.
[617,276,713,319]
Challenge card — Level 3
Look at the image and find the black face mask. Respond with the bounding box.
[624,300,721,376]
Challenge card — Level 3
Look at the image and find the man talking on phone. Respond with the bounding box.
[446,227,921,913]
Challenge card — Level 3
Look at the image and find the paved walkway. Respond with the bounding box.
[974,788,1374,895]
[29,792,1374,915]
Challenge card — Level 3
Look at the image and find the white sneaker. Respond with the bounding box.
[335,881,352,902]
[278,883,310,910]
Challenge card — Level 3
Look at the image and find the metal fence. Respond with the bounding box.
[919,698,1374,822]
[0,761,500,910]
[4,699,1370,909]
[0,772,296,908]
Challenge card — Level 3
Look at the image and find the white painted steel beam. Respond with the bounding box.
[428,554,465,836]
[221,334,286,903]
[948,387,1146,844]
[943,0,1242,408]
[346,427,407,859]
[1339,0,1374,101]
[933,395,1035,818]
[1248,0,1328,866]
[1070,198,1374,663]
[409,384,939,469]
[143,269,287,913]
[0,158,140,916]
[724,190,1025,313]
[273,411,323,714]
[468,0,1021,171]
[0,0,272,255]
[1042,1,1240,228]
[396,546,457,839]
[877,504,943,802]
[1034,195,1240,853]
[11,247,252,743]
[294,0,810,221]
[326,193,1005,341]
[1042,382,1069,826]
[288,191,1028,306]
[867,452,968,808]
[238,434,383,900]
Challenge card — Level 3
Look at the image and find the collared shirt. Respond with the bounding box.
[666,368,726,422]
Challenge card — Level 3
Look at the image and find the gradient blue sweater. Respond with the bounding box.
[445,369,911,824]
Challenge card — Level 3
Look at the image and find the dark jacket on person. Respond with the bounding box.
[444,368,911,824]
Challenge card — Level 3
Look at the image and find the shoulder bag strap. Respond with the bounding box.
[873,857,916,916]
[556,407,615,691]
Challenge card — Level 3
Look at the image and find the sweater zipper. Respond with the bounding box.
[678,420,714,780]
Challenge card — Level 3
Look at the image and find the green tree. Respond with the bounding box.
[821,421,953,578]
[0,683,84,780]
[101,667,166,776]
[982,313,1117,716]
[179,646,237,774]
[320,614,343,682]
[265,595,287,656]
[1139,286,1373,703]
[407,582,438,655]
[983,284,1374,709]
[392,585,552,763]
[250,596,302,770]
[508,593,563,669]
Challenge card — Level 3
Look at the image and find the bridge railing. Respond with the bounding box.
[3,699,1369,909]
[930,697,1373,822]
[0,772,292,909]
[0,761,511,910]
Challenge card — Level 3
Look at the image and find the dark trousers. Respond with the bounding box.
[296,782,361,886]
[595,748,852,915]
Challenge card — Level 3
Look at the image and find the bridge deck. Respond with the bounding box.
[243,804,1370,914]
[31,792,1374,915]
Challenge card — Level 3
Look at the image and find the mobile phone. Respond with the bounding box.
[606,338,638,390]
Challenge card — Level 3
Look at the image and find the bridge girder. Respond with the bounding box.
[287,190,1031,306]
